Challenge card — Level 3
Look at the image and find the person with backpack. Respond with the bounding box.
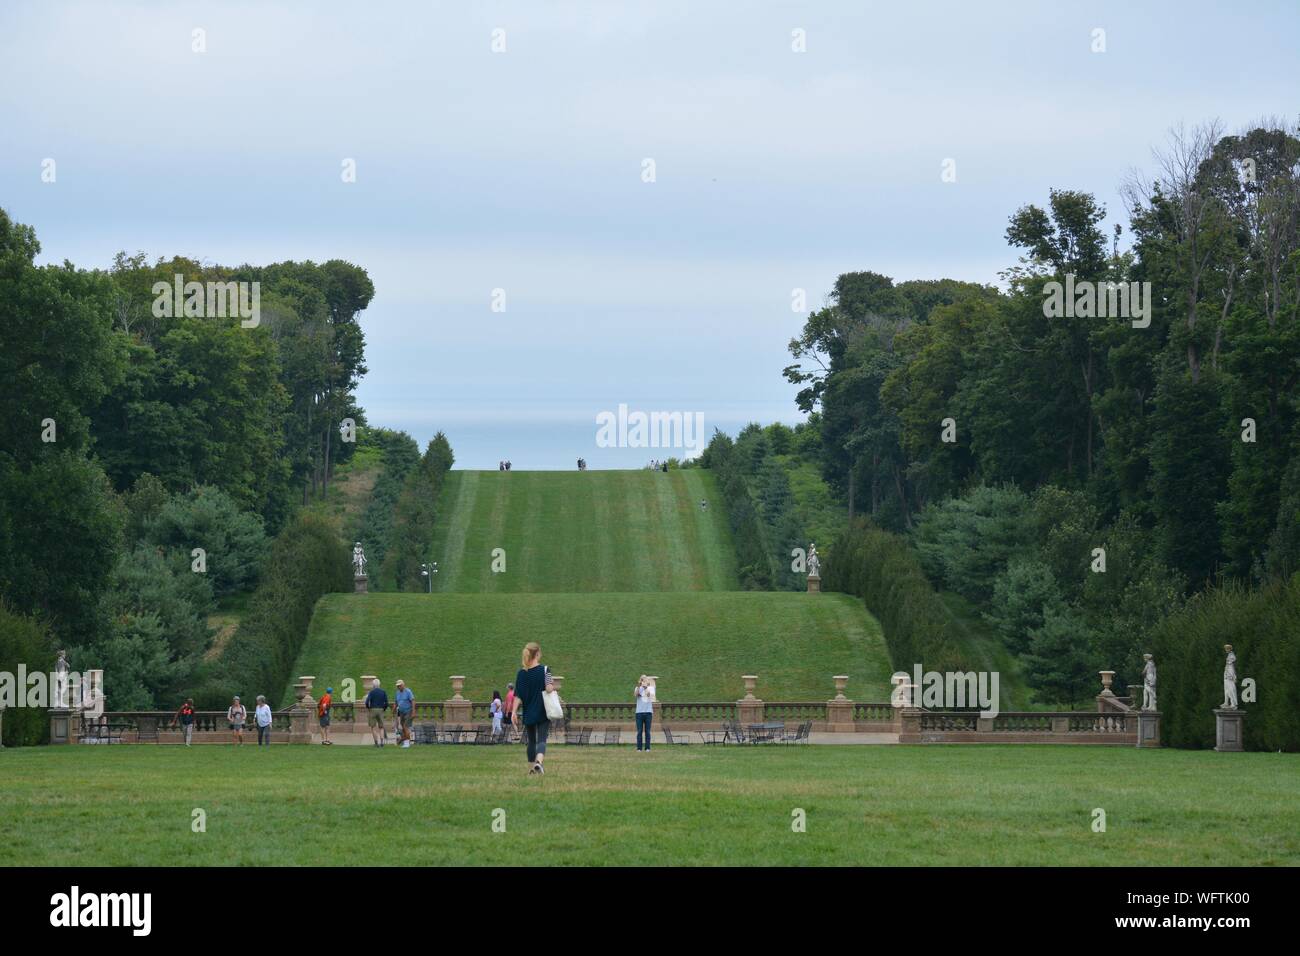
[318,686,333,745]
[176,698,196,747]
[364,678,389,747]
[511,642,555,775]
[227,696,246,746]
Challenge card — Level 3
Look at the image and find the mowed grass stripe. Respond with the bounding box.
[292,591,890,703]
[4,747,1297,866]
[419,471,740,594]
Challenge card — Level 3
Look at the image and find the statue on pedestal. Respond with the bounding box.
[807,543,821,578]
[352,542,367,577]
[1140,653,1157,711]
[54,650,70,709]
[1221,644,1238,710]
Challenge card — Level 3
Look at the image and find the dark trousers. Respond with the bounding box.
[257,725,271,746]
[636,711,652,750]
[525,720,549,763]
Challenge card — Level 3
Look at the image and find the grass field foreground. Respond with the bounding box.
[2,747,1297,866]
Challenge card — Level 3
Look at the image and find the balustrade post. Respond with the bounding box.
[737,675,763,725]
[1136,710,1161,748]
[444,675,472,726]
[826,675,854,731]
[898,707,921,743]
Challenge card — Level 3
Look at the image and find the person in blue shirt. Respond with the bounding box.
[394,679,415,748]
[511,642,554,775]
[364,678,390,747]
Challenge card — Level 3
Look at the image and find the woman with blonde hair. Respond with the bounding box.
[511,641,554,775]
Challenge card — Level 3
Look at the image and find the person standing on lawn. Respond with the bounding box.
[317,686,333,745]
[227,696,246,746]
[504,683,515,723]
[512,642,554,775]
[364,678,389,747]
[490,690,504,737]
[176,698,196,747]
[634,676,655,751]
[254,695,273,747]
[394,679,414,748]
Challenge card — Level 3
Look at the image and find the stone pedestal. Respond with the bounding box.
[444,675,472,726]
[354,574,368,594]
[826,675,853,731]
[49,708,73,745]
[1136,710,1161,748]
[1214,708,1245,752]
[898,707,922,743]
[807,573,821,594]
[737,674,763,725]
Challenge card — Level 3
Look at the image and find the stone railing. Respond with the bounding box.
[77,710,296,744]
[901,709,1138,745]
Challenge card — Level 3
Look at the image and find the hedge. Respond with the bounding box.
[1146,575,1300,751]
[190,511,350,709]
[826,519,973,674]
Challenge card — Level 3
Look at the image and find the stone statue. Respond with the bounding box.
[1140,654,1157,711]
[1221,644,1238,710]
[807,543,821,578]
[54,650,70,708]
[352,542,367,577]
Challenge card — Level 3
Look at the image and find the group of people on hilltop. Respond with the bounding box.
[646,459,669,472]
[498,460,513,471]
[576,457,587,470]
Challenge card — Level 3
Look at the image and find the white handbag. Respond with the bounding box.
[542,667,563,720]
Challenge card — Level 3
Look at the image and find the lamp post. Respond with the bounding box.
[420,562,438,594]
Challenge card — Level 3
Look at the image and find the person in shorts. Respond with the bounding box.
[364,678,389,747]
[227,696,246,745]
[394,679,414,748]
[318,686,333,745]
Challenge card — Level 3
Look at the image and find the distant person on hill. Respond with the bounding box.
[661,461,668,473]
[318,686,333,745]
[255,695,273,747]
[365,678,389,747]
[394,679,415,748]
[512,642,554,775]
[700,498,707,511]
[227,696,246,746]
[634,676,655,751]
[490,690,504,737]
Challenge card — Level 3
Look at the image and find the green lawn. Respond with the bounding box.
[287,591,890,705]
[428,469,738,592]
[3,746,1296,866]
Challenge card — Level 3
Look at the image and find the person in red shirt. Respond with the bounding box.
[175,699,196,747]
[503,683,515,736]
[317,687,333,745]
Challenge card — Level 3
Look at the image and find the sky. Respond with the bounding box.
[3,0,1298,468]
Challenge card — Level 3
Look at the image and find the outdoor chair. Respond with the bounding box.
[470,724,492,744]
[782,721,812,744]
[602,727,621,745]
[136,716,160,744]
[662,726,691,745]
[440,725,464,744]
[414,723,437,744]
[565,725,592,745]
[723,720,750,745]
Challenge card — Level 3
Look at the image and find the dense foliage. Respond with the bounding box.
[379,432,455,591]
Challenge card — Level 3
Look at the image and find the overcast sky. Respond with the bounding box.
[4,1,1297,467]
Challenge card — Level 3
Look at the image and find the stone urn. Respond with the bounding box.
[741,675,758,701]
[833,675,850,701]
[449,676,466,701]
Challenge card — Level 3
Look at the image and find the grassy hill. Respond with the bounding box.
[427,470,738,592]
[289,591,889,704]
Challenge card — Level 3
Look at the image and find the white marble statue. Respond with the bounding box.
[352,542,367,577]
[1141,654,1157,711]
[54,650,70,708]
[807,542,821,578]
[1221,644,1237,710]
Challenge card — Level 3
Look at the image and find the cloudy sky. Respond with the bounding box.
[3,1,1297,467]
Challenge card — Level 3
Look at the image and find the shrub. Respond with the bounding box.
[0,603,56,746]
[190,512,350,708]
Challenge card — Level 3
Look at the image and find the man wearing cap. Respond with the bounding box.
[394,679,415,748]
[318,686,334,745]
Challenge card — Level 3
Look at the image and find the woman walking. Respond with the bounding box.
[634,675,655,751]
[490,690,504,739]
[511,642,554,775]
[254,695,273,747]
[227,696,246,746]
